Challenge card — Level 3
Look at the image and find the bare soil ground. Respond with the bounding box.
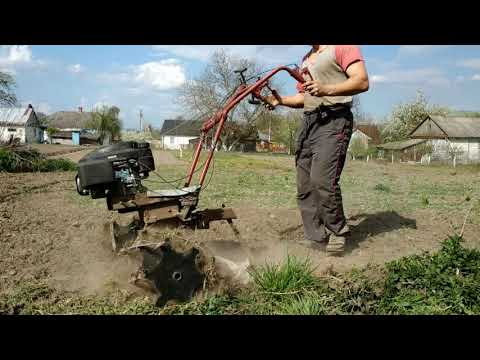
[1,150,479,300]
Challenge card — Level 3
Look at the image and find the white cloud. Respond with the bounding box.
[68,64,84,73]
[0,45,47,73]
[97,71,131,83]
[152,45,255,61]
[0,45,32,73]
[458,59,480,69]
[0,45,32,67]
[133,59,185,90]
[97,59,186,92]
[366,68,449,86]
[93,101,111,110]
[371,75,388,83]
[472,74,480,81]
[398,45,451,56]
[127,87,143,96]
[151,45,308,66]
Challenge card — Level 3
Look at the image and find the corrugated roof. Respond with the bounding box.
[410,115,480,138]
[160,119,201,137]
[377,139,426,151]
[46,111,93,130]
[429,116,480,138]
[0,107,33,125]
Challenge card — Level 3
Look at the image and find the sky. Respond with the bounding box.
[1,45,480,129]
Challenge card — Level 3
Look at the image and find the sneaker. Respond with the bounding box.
[297,236,329,251]
[326,234,346,254]
[326,225,350,255]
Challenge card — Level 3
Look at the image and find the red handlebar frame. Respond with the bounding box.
[184,65,306,188]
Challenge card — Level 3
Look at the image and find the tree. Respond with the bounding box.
[0,71,17,106]
[447,143,464,168]
[87,105,123,145]
[382,90,449,143]
[348,137,367,160]
[177,49,276,151]
[274,110,301,155]
[351,96,367,122]
[46,127,59,139]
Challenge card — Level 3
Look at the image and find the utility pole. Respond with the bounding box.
[268,116,272,152]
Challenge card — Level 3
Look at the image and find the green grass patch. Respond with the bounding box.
[249,255,319,297]
[374,183,391,192]
[2,236,480,315]
[0,147,77,172]
[378,235,480,315]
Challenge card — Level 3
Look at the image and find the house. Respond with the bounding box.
[349,123,382,150]
[256,131,288,153]
[45,108,100,145]
[409,115,480,164]
[256,131,271,152]
[160,119,201,150]
[0,104,45,144]
[377,139,427,163]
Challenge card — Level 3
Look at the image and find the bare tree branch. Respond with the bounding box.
[0,72,18,107]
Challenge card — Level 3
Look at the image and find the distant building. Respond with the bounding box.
[377,139,427,163]
[409,115,480,164]
[256,131,288,153]
[0,105,45,144]
[45,108,100,145]
[349,123,382,150]
[160,119,201,150]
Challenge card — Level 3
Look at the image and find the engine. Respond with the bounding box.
[75,141,155,201]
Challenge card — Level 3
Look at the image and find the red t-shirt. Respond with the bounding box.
[296,45,364,93]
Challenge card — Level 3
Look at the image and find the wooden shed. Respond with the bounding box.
[409,115,480,164]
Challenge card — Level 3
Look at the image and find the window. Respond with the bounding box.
[8,128,16,132]
[170,136,174,144]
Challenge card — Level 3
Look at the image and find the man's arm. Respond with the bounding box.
[304,61,369,97]
[269,92,304,109]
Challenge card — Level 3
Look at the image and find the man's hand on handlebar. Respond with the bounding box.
[262,95,281,111]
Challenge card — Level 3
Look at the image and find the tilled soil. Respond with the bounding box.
[1,151,479,299]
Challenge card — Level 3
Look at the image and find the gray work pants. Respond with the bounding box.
[296,107,353,242]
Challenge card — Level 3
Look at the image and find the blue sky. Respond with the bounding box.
[2,45,480,129]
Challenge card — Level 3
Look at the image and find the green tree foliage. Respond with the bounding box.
[274,110,301,155]
[382,91,449,143]
[0,71,17,106]
[348,137,367,160]
[87,105,123,145]
[46,127,59,138]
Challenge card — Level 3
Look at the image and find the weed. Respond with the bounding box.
[421,195,429,206]
[277,291,331,315]
[249,255,318,297]
[378,235,480,315]
[374,183,391,192]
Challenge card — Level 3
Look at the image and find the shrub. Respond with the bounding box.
[0,147,77,172]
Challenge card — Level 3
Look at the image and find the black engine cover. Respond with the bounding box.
[77,141,155,195]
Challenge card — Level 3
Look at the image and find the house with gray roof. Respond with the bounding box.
[159,119,202,150]
[409,115,480,164]
[0,104,45,144]
[45,108,100,145]
[46,108,93,131]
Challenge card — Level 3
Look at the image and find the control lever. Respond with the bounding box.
[234,68,248,85]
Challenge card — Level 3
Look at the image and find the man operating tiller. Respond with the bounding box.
[264,45,369,255]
